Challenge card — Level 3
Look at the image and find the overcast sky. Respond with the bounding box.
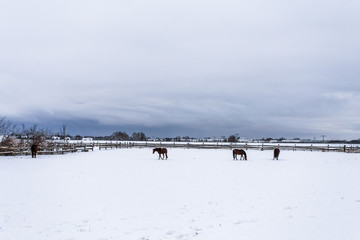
[1,0,360,139]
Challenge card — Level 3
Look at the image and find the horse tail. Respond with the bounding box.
[232,150,235,159]
[274,148,280,159]
[244,151,247,160]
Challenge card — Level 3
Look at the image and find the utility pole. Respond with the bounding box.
[321,135,326,143]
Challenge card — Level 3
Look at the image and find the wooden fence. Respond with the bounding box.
[0,143,94,156]
[112,142,359,153]
[1,141,359,156]
[97,141,359,153]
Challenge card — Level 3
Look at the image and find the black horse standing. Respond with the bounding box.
[273,148,280,160]
[31,144,38,158]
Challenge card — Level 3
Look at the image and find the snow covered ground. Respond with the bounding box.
[0,148,359,240]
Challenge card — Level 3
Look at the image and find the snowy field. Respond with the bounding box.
[0,148,359,240]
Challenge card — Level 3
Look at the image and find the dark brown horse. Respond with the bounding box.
[233,149,247,160]
[31,143,38,158]
[273,148,280,160]
[153,148,168,160]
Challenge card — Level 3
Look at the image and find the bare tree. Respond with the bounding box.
[131,132,146,141]
[59,125,66,140]
[228,135,237,142]
[0,117,18,147]
[0,117,16,136]
[24,124,52,146]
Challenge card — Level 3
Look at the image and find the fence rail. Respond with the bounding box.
[1,141,359,156]
[0,143,94,156]
[113,142,359,153]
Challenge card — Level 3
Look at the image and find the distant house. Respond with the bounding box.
[282,139,301,143]
[82,137,93,141]
[52,136,61,140]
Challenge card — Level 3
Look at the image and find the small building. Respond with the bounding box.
[82,137,93,141]
[52,136,61,140]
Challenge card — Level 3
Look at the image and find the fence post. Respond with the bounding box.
[344,145,346,152]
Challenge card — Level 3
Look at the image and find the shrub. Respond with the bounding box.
[1,136,18,147]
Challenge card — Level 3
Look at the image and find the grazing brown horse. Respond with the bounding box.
[153,148,168,160]
[31,143,38,158]
[273,148,280,160]
[233,149,247,160]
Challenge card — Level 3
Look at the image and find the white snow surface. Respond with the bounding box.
[0,148,359,240]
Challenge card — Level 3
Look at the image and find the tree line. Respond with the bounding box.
[0,117,148,147]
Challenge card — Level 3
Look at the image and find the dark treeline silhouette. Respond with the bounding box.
[100,131,130,141]
[94,131,146,141]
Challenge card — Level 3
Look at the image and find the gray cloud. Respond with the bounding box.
[1,0,360,139]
